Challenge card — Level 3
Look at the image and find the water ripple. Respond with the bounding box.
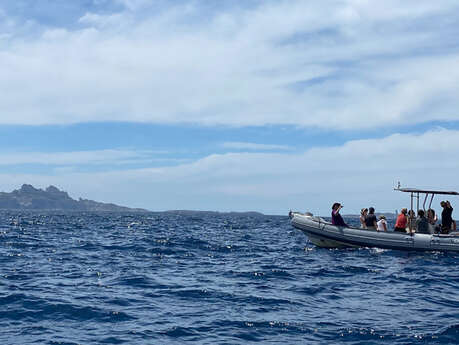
[0,211,458,344]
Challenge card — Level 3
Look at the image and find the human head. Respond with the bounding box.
[379,215,386,220]
[427,209,435,217]
[361,208,368,215]
[440,201,446,208]
[418,209,425,217]
[369,207,375,214]
[332,202,341,210]
[401,208,407,215]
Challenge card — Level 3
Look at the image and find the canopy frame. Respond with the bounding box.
[394,184,459,231]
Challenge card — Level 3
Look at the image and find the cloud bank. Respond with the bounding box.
[1,0,459,128]
[1,129,457,214]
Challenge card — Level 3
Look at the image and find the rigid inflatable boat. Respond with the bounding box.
[291,213,459,252]
[291,186,459,252]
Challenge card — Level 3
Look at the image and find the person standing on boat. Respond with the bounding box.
[446,201,457,231]
[441,201,454,234]
[331,203,348,227]
[364,207,377,230]
[394,208,408,233]
[415,210,430,234]
[377,215,387,232]
[359,208,368,229]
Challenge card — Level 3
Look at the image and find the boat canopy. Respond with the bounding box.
[394,187,459,195]
[394,186,458,222]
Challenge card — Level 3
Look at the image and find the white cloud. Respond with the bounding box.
[221,142,290,151]
[0,149,168,166]
[78,12,125,28]
[115,0,152,11]
[1,129,458,214]
[0,1,459,128]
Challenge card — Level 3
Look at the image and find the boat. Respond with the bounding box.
[290,186,459,252]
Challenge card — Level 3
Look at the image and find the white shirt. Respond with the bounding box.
[377,219,387,231]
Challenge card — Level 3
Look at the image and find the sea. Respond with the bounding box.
[0,211,458,345]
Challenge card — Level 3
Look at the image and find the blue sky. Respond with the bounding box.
[1,0,459,214]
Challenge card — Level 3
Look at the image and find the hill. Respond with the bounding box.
[0,184,148,212]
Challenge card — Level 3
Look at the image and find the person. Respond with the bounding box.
[427,209,438,225]
[447,201,456,231]
[394,208,408,233]
[427,208,439,233]
[377,215,387,232]
[365,207,377,230]
[331,202,348,227]
[360,208,368,229]
[441,201,454,234]
[404,209,416,233]
[415,210,430,234]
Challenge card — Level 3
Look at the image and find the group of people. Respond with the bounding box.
[331,201,456,234]
[359,207,387,231]
[331,203,388,231]
[394,200,456,234]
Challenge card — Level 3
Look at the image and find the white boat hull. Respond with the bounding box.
[291,213,459,252]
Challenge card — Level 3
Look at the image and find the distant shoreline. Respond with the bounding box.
[0,184,148,212]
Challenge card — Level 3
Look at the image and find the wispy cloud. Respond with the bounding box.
[0,1,458,128]
[0,149,171,166]
[221,141,291,151]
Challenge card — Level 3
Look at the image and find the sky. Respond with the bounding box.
[1,0,459,215]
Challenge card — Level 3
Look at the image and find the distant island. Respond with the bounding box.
[0,184,148,212]
[163,210,265,216]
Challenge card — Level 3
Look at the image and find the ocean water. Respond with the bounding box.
[0,211,458,345]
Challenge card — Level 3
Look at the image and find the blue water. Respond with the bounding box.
[1,211,458,344]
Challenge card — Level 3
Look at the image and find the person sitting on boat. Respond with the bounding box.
[364,207,377,230]
[331,203,348,227]
[407,209,416,232]
[376,215,387,232]
[427,208,440,233]
[441,201,455,234]
[427,209,438,225]
[415,210,430,234]
[359,208,368,229]
[394,208,408,233]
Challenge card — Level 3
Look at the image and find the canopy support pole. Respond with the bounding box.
[428,194,434,210]
[423,193,429,211]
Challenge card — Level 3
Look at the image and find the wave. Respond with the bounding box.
[1,210,459,344]
[0,293,135,323]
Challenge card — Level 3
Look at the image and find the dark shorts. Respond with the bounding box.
[394,227,406,233]
[441,225,450,234]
